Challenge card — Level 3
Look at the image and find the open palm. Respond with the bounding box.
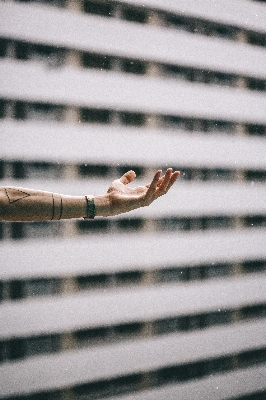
[102,168,180,216]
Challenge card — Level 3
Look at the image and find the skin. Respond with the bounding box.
[0,168,180,222]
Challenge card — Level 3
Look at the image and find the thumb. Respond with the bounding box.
[119,170,136,185]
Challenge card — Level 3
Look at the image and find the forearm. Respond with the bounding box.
[0,187,88,222]
[0,170,179,221]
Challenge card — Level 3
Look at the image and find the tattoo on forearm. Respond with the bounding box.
[51,194,63,220]
[3,188,63,221]
[5,188,30,204]
[51,194,55,220]
[59,196,63,220]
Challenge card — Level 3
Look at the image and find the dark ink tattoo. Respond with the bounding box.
[51,194,55,220]
[5,188,30,204]
[58,196,63,220]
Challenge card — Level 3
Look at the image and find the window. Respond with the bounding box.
[9,280,24,299]
[27,162,63,180]
[121,59,146,75]
[180,168,194,181]
[78,163,110,177]
[119,112,146,126]
[28,103,64,122]
[188,266,205,281]
[203,263,232,279]
[157,364,186,384]
[0,38,8,58]
[246,124,266,136]
[77,274,109,290]
[116,218,144,231]
[206,356,233,374]
[8,338,25,360]
[166,14,194,32]
[115,271,142,285]
[25,335,60,357]
[163,65,190,80]
[31,44,65,66]
[241,304,266,320]
[12,161,26,179]
[0,99,6,119]
[201,216,233,230]
[156,267,187,283]
[14,40,65,66]
[0,223,3,242]
[244,215,266,228]
[121,7,148,24]
[24,222,61,239]
[24,278,60,298]
[82,52,112,70]
[201,120,235,134]
[158,217,190,231]
[242,260,266,274]
[206,71,236,87]
[15,41,29,60]
[80,108,111,123]
[78,219,109,232]
[247,78,266,91]
[203,310,231,328]
[178,218,192,230]
[248,32,266,47]
[14,101,27,120]
[75,327,108,345]
[206,169,234,181]
[0,341,5,363]
[245,170,266,182]
[0,281,3,302]
[114,322,143,338]
[11,222,25,240]
[163,115,191,130]
[0,385,60,400]
[17,0,66,7]
[83,0,114,17]
[154,316,182,334]
[239,348,266,368]
[74,374,142,399]
[210,24,237,40]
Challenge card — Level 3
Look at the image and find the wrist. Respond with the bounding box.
[59,195,87,220]
[94,194,111,217]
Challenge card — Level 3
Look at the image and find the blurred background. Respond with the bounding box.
[1,0,266,399]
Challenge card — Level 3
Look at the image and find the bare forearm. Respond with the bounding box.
[0,170,179,221]
[0,187,88,222]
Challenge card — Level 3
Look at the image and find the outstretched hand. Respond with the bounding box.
[94,168,180,217]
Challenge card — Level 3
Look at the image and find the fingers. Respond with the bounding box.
[157,168,172,194]
[157,169,180,195]
[165,171,180,191]
[144,169,163,204]
[144,168,180,205]
[119,170,136,185]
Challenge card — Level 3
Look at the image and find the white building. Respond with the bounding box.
[1,0,266,399]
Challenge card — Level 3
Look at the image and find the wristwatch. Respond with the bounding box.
[84,195,96,219]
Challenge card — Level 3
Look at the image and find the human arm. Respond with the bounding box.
[0,168,180,222]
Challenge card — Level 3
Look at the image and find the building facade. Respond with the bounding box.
[1,0,266,399]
